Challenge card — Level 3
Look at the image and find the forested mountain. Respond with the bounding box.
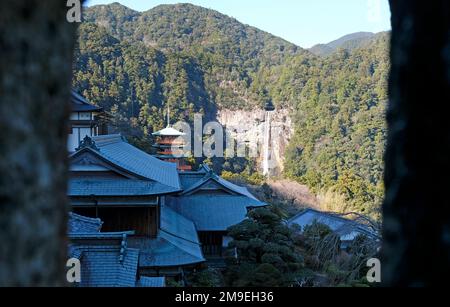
[73,3,389,218]
[83,3,301,66]
[309,32,377,57]
[284,35,389,217]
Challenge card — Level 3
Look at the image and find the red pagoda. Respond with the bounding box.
[152,108,192,171]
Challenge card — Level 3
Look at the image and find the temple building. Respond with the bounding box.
[67,92,266,286]
[168,166,264,258]
[68,90,106,152]
[152,126,192,171]
[68,213,166,287]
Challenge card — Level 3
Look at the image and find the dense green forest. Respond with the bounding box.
[309,32,376,57]
[73,3,389,218]
[280,37,389,217]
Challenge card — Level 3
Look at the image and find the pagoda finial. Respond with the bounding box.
[166,102,171,128]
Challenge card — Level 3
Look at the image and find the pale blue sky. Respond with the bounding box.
[84,0,391,48]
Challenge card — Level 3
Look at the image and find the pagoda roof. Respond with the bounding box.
[152,126,185,137]
[152,144,184,148]
[71,90,103,112]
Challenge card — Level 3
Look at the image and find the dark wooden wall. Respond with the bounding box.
[74,207,158,238]
[198,232,226,257]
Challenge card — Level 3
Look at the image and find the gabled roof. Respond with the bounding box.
[152,126,185,137]
[167,195,266,232]
[70,135,181,191]
[180,165,262,202]
[178,172,206,190]
[71,90,103,112]
[171,164,266,231]
[287,209,379,241]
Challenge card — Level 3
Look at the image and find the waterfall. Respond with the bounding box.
[263,111,272,176]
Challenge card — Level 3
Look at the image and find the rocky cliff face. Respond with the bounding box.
[217,108,293,176]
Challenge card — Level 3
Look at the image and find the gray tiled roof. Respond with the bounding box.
[160,205,200,244]
[287,209,379,242]
[68,232,135,240]
[68,208,204,271]
[68,213,140,287]
[74,245,139,287]
[68,246,83,259]
[68,212,103,233]
[167,195,266,231]
[137,277,166,287]
[178,172,206,189]
[71,90,102,112]
[129,234,205,268]
[89,135,181,190]
[216,177,262,201]
[168,164,266,232]
[68,178,179,197]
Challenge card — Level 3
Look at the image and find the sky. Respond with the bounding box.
[84,0,391,48]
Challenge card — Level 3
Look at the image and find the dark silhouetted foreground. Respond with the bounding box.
[383,0,450,286]
[0,1,79,286]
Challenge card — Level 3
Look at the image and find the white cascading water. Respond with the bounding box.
[263,110,271,176]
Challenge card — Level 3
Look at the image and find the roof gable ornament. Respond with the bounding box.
[78,156,96,166]
[76,136,99,152]
[207,168,219,180]
[199,164,218,180]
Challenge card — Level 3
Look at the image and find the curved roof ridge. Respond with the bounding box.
[180,169,262,202]
[69,212,103,225]
[92,134,125,146]
[71,90,103,112]
[68,212,103,233]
